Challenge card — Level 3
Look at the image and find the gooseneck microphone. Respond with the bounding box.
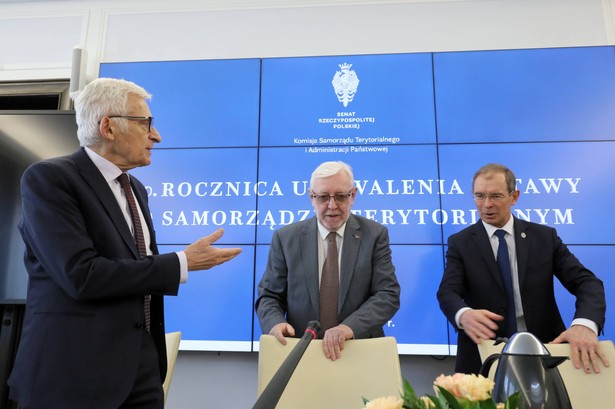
[252,321,321,409]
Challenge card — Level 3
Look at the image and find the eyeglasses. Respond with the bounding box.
[107,115,154,132]
[311,191,353,204]
[473,191,514,203]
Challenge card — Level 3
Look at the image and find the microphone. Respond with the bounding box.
[252,321,321,409]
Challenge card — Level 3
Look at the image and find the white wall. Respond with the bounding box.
[1,0,614,408]
[1,0,614,83]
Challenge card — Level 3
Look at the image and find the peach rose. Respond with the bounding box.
[363,396,403,409]
[434,373,495,401]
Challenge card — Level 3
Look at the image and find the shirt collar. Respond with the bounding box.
[317,220,346,240]
[482,214,515,238]
[84,147,124,183]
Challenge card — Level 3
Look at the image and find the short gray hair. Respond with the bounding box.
[309,161,354,189]
[71,78,152,147]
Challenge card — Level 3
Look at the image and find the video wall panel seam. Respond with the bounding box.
[94,45,615,353]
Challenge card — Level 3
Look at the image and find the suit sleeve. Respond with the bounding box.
[550,229,606,332]
[255,230,290,334]
[20,160,180,301]
[437,233,469,328]
[340,226,401,338]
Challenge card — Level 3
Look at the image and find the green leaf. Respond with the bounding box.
[435,386,463,409]
[505,391,520,409]
[422,394,445,409]
[401,379,435,409]
[478,399,497,409]
[402,378,420,401]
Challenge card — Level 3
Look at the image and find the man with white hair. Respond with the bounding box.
[9,78,241,409]
[256,161,400,361]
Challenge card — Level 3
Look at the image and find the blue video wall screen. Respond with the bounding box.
[100,45,615,354]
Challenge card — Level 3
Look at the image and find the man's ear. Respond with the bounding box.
[510,189,520,206]
[98,117,115,141]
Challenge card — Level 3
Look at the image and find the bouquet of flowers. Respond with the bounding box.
[363,373,519,409]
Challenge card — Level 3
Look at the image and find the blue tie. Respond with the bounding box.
[494,229,517,337]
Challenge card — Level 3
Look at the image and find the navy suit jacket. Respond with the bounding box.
[437,217,606,374]
[255,215,400,339]
[9,148,180,409]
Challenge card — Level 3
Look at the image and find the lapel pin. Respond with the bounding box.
[354,234,360,239]
[521,232,526,238]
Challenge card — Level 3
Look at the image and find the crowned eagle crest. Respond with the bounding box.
[332,63,360,107]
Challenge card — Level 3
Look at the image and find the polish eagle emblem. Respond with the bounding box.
[331,63,360,107]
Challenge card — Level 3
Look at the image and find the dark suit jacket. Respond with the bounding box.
[255,215,400,339]
[8,148,181,409]
[437,217,606,374]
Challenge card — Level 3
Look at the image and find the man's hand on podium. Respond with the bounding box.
[268,321,355,361]
[550,325,610,374]
[269,322,296,345]
[322,324,354,361]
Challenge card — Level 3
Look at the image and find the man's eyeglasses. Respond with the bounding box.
[311,192,353,204]
[473,191,514,203]
[107,115,154,132]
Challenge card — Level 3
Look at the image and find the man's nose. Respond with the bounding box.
[482,197,495,206]
[150,126,162,143]
[327,196,338,209]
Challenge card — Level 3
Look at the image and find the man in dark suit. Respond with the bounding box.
[8,78,242,409]
[437,163,608,375]
[256,161,400,361]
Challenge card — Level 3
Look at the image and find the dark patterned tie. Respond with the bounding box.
[319,232,339,334]
[118,173,151,332]
[494,229,517,337]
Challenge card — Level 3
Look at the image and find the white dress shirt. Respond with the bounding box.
[455,214,597,335]
[84,147,188,283]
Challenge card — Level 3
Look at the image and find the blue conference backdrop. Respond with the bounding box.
[260,53,436,145]
[100,45,615,355]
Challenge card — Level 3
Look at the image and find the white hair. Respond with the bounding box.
[309,161,354,189]
[71,78,152,147]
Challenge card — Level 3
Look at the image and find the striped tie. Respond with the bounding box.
[118,173,151,332]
